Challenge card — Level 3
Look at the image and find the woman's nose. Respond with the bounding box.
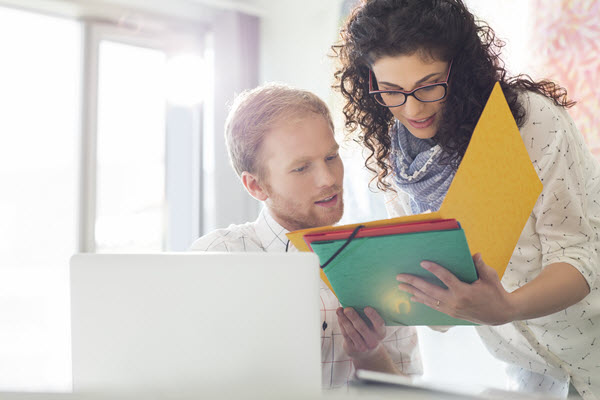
[403,95,424,118]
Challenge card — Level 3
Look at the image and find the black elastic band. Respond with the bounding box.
[321,225,365,269]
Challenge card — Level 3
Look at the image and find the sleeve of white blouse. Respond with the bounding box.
[521,92,600,289]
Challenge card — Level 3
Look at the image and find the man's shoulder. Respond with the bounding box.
[189,221,263,252]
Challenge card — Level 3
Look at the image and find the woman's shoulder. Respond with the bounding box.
[519,90,564,125]
[517,90,577,144]
[517,89,595,175]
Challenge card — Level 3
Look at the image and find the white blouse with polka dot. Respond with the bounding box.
[385,90,600,399]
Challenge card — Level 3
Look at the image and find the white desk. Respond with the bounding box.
[0,388,492,400]
[0,383,581,400]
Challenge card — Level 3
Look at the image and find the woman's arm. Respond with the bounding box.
[506,261,590,321]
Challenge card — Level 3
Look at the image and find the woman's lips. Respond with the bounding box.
[407,114,436,129]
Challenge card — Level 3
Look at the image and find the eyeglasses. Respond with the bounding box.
[368,60,453,108]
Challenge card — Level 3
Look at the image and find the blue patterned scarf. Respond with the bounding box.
[390,121,456,214]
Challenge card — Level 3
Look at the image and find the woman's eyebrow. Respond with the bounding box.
[378,72,442,89]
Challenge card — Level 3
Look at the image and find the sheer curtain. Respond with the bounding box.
[203,10,261,234]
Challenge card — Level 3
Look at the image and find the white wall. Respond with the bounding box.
[256,0,343,101]
[256,0,391,225]
[465,0,533,76]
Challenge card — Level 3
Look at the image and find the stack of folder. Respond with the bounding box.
[287,82,543,326]
[304,219,478,325]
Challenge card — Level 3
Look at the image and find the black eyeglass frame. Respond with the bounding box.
[368,60,453,108]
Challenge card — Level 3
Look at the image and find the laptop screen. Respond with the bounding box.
[70,252,321,398]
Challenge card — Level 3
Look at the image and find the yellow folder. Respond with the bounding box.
[287,82,543,293]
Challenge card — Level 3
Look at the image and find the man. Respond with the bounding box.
[190,83,421,388]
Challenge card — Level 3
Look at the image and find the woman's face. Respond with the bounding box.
[371,54,450,139]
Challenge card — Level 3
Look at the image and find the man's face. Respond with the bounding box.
[259,114,344,231]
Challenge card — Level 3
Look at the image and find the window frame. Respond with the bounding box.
[79,20,207,252]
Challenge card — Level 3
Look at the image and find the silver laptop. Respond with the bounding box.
[69,252,321,399]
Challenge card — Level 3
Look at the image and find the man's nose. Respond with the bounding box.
[316,164,336,187]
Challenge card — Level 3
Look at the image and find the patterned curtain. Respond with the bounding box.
[529,0,600,156]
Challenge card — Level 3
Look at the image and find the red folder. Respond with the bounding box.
[302,218,460,251]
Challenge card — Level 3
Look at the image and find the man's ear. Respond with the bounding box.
[241,171,268,201]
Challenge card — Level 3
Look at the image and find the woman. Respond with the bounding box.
[332,0,600,398]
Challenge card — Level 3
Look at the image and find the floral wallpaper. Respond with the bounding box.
[530,0,600,156]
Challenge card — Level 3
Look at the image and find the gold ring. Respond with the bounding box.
[436,300,440,307]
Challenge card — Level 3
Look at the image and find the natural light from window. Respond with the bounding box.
[165,54,207,107]
[0,6,79,391]
[95,41,167,253]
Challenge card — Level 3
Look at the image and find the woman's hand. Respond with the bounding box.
[396,253,516,325]
[336,306,387,359]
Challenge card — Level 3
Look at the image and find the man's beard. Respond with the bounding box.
[265,186,344,231]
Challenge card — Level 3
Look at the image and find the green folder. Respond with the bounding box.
[310,227,478,326]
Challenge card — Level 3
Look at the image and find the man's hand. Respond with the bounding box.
[396,253,515,325]
[336,306,386,359]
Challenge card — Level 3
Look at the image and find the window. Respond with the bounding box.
[82,23,207,253]
[0,5,209,391]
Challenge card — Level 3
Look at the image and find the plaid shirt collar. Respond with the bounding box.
[253,208,290,252]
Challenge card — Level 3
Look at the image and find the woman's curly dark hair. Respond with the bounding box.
[332,0,575,191]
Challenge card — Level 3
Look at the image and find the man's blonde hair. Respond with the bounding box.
[225,82,334,178]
